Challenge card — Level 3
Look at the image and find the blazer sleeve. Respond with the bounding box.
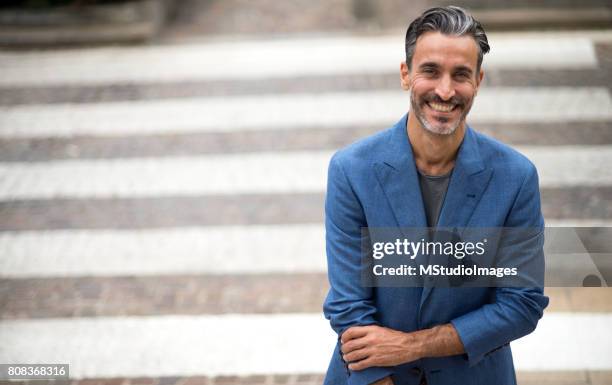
[450,163,550,366]
[323,154,394,385]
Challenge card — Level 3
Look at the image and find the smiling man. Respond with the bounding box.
[323,6,548,385]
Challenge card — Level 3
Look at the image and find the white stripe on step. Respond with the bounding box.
[0,151,328,199]
[512,312,612,371]
[0,146,610,200]
[0,35,598,87]
[0,224,326,278]
[0,313,610,378]
[1,89,610,139]
[1,221,609,279]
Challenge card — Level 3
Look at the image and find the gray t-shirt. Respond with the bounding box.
[417,168,452,227]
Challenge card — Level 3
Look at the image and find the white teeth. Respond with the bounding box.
[429,102,454,112]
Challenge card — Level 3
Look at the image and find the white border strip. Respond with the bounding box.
[1,88,610,139]
[0,313,609,378]
[0,146,610,200]
[0,36,598,87]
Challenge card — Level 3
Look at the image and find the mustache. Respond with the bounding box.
[421,93,466,106]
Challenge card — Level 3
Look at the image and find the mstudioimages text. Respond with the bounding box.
[371,238,488,260]
[372,264,518,278]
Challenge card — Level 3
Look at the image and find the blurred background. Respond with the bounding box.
[0,0,611,384]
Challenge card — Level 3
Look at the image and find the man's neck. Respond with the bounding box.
[407,112,465,176]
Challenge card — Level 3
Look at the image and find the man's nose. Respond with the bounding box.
[435,75,455,101]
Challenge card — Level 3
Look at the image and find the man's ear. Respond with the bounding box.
[475,68,484,94]
[400,61,410,90]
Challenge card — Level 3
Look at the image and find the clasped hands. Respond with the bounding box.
[340,325,424,371]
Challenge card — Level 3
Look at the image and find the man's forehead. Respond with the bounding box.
[412,31,479,69]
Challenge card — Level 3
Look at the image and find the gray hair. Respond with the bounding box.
[405,6,490,73]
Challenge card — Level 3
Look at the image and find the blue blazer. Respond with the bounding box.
[323,114,549,385]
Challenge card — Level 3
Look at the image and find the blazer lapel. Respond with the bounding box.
[373,114,428,230]
[420,125,493,308]
[435,126,492,231]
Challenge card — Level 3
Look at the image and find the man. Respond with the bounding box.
[323,6,548,385]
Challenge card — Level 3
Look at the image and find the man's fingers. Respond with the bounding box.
[348,357,375,371]
[341,325,372,343]
[340,337,369,354]
[343,347,369,363]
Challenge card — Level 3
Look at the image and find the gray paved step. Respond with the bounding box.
[0,0,169,46]
[162,0,612,40]
[0,67,609,106]
[0,122,610,162]
[0,187,610,231]
[1,275,610,320]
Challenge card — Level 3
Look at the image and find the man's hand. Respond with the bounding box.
[340,325,422,370]
[341,324,465,371]
[371,376,394,385]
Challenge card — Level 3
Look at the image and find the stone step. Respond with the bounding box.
[1,274,610,319]
[0,0,169,46]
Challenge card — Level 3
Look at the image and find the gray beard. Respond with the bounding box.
[410,91,471,136]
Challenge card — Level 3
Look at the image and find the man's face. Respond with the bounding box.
[401,31,484,135]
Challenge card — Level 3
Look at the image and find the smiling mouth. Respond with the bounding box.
[427,101,457,113]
